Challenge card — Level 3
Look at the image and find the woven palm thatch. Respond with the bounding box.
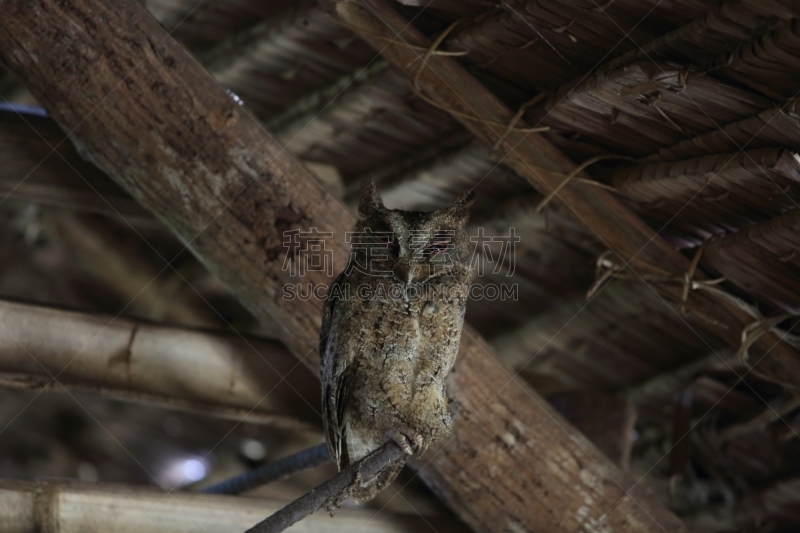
[3,0,800,529]
[612,148,800,245]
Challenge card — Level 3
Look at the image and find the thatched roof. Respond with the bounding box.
[2,0,800,530]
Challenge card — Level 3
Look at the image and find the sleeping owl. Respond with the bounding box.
[320,180,475,503]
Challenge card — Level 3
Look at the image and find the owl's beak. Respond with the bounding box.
[393,259,414,285]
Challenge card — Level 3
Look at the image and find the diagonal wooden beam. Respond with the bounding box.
[0,1,686,532]
[324,0,800,390]
[0,108,342,231]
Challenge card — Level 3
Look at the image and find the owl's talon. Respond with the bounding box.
[385,427,424,456]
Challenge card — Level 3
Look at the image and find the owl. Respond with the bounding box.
[320,180,475,503]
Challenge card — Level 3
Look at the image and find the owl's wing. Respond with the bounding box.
[320,272,353,469]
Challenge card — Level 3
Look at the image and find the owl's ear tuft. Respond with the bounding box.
[359,179,385,217]
[444,190,476,219]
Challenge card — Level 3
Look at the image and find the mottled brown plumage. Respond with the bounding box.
[320,181,474,503]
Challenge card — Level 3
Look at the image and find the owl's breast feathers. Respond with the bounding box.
[320,272,468,472]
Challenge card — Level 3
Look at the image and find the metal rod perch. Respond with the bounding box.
[245,442,404,533]
[203,443,331,495]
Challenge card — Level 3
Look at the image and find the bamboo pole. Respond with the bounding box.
[0,2,686,531]
[0,478,457,533]
[0,299,319,427]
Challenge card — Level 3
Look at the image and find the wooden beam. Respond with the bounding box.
[324,0,800,390]
[0,299,319,427]
[37,208,287,340]
[0,1,686,532]
[0,108,340,230]
[0,479,460,533]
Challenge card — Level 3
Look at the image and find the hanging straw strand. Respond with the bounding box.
[341,17,551,135]
[536,154,632,212]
